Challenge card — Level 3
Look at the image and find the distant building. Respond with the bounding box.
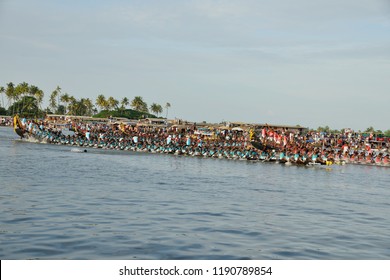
[252,123,307,133]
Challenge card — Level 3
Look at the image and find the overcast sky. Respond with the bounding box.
[1,0,389,130]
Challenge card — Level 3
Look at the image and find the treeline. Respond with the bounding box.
[315,126,390,137]
[0,82,171,119]
[1,81,389,136]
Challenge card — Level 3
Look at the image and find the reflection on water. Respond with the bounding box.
[1,127,390,259]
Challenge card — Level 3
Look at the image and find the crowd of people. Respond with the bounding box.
[0,116,13,126]
[11,115,390,167]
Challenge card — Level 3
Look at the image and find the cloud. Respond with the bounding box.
[191,0,251,19]
[1,0,389,130]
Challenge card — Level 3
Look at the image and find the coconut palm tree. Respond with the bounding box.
[150,103,163,117]
[8,96,39,117]
[68,97,79,116]
[131,96,148,112]
[68,97,92,116]
[16,82,29,98]
[5,82,15,114]
[0,86,4,108]
[60,93,71,114]
[120,97,129,110]
[156,104,163,116]
[49,86,61,113]
[55,86,61,106]
[103,100,110,111]
[50,89,58,112]
[150,103,158,115]
[67,96,77,115]
[107,96,119,111]
[35,89,44,111]
[13,82,30,114]
[28,85,44,111]
[96,94,107,112]
[15,82,29,105]
[165,102,171,119]
[83,98,94,116]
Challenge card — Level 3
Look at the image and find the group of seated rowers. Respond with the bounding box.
[19,120,389,166]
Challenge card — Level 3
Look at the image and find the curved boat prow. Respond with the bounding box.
[15,128,26,138]
[13,114,26,138]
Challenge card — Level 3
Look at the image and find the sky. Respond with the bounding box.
[0,0,389,131]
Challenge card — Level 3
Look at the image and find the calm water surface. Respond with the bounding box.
[1,127,389,259]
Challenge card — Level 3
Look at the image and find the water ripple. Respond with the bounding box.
[1,127,390,259]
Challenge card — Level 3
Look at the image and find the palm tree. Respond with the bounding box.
[15,82,29,99]
[49,86,61,113]
[67,96,77,115]
[120,97,129,111]
[68,97,91,116]
[96,94,107,112]
[60,93,71,114]
[50,90,58,112]
[107,96,119,111]
[5,82,15,114]
[15,82,29,108]
[150,103,163,117]
[55,86,61,106]
[13,82,30,114]
[35,89,44,111]
[102,100,110,111]
[68,97,78,116]
[83,98,94,116]
[165,102,171,119]
[150,103,158,115]
[0,86,4,108]
[131,96,148,112]
[156,104,163,116]
[8,96,39,117]
[29,85,44,111]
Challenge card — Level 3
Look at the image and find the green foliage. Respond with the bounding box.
[56,105,66,115]
[315,125,340,134]
[50,86,61,112]
[44,107,53,115]
[120,97,129,111]
[93,109,157,119]
[107,96,119,110]
[0,107,7,115]
[65,97,94,116]
[2,81,169,121]
[131,96,148,112]
[317,125,330,132]
[165,102,171,118]
[150,103,163,116]
[96,94,107,111]
[363,126,384,135]
[7,96,45,117]
[384,130,390,137]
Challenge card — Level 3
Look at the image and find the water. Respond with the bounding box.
[1,127,389,259]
